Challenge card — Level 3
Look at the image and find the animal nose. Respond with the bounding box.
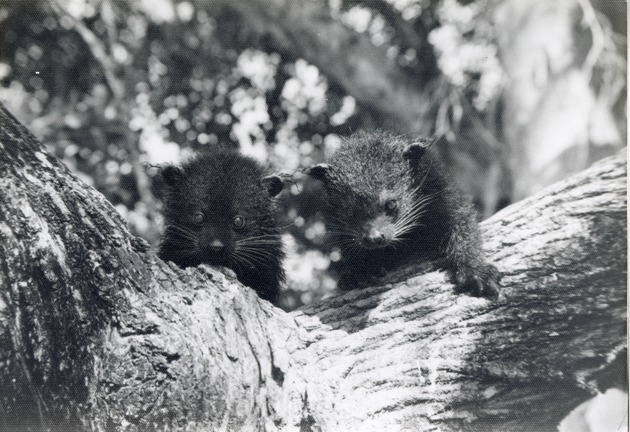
[363,232,386,245]
[208,239,225,251]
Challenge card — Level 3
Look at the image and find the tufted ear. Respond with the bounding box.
[261,175,285,197]
[161,165,185,187]
[402,138,434,161]
[305,163,332,183]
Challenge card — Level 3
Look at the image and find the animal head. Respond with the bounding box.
[306,131,436,252]
[158,150,285,270]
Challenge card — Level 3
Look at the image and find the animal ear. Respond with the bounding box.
[261,175,285,197]
[305,164,331,183]
[161,165,185,187]
[402,138,434,161]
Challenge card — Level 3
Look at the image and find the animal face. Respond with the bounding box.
[158,151,284,273]
[307,131,436,255]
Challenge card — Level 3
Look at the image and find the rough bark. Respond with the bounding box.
[0,102,626,431]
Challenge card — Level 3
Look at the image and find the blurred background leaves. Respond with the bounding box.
[0,0,625,310]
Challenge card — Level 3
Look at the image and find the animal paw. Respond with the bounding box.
[453,263,502,298]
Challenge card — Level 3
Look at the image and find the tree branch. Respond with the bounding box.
[0,102,626,430]
[205,0,438,135]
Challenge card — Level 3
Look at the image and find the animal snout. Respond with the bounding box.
[208,239,225,251]
[361,230,391,249]
[360,214,395,249]
[363,232,386,245]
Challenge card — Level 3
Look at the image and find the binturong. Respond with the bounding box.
[306,130,501,297]
[158,149,286,303]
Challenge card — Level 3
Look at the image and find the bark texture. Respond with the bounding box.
[0,103,627,431]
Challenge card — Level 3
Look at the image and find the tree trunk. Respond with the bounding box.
[0,102,626,431]
[494,0,624,201]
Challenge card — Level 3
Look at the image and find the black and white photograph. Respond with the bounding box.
[0,0,627,430]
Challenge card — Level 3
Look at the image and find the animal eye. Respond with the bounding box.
[193,212,204,224]
[385,200,398,211]
[233,215,245,229]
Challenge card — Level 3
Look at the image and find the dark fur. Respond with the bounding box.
[307,130,501,297]
[158,149,285,302]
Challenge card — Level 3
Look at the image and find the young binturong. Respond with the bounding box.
[307,130,501,297]
[158,149,286,303]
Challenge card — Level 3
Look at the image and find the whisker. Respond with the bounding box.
[394,220,423,235]
[395,224,424,238]
[326,215,354,229]
[395,209,428,229]
[167,224,195,234]
[234,239,282,249]
[163,232,198,244]
[239,233,281,240]
[343,245,363,261]
[231,251,258,270]
[236,249,275,262]
[393,195,435,238]
[327,232,358,240]
[276,222,295,230]
[234,245,277,261]
[235,253,270,270]
[329,235,359,246]
[235,242,282,249]
[164,225,199,243]
[160,235,199,250]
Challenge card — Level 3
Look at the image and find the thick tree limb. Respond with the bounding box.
[0,103,626,431]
